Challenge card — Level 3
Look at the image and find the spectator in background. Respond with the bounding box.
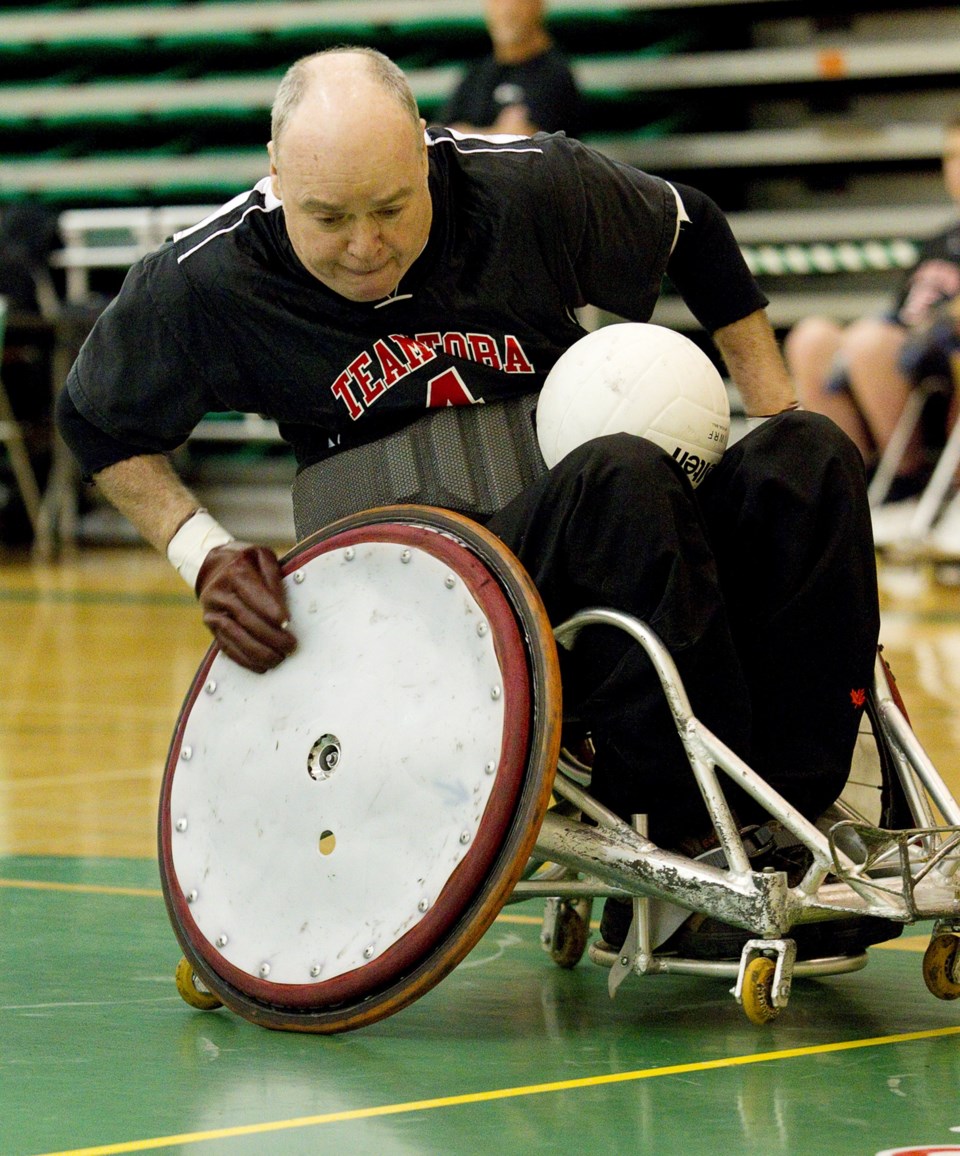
[0,204,62,318]
[783,119,960,520]
[0,203,62,542]
[440,0,585,138]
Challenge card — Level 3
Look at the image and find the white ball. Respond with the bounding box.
[536,322,730,488]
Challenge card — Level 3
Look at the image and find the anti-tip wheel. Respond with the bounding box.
[175,956,223,1011]
[741,955,781,1025]
[549,899,591,969]
[922,933,960,1000]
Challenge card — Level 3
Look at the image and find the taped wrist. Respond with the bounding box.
[166,508,235,589]
[744,400,802,432]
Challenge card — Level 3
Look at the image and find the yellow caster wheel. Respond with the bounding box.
[549,899,591,969]
[741,956,780,1025]
[922,933,960,1000]
[175,957,223,1011]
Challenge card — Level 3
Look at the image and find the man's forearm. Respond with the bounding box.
[713,309,798,417]
[93,454,204,553]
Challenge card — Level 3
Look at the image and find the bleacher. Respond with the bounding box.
[2,0,959,548]
[2,0,952,318]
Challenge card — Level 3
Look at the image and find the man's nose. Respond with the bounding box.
[346,218,383,261]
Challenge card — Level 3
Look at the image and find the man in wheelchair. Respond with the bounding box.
[56,48,893,967]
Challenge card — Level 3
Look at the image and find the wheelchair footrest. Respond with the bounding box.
[827,820,960,917]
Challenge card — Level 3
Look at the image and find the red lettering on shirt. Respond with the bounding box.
[413,332,442,353]
[467,333,502,368]
[348,352,383,405]
[391,333,437,368]
[427,367,479,407]
[330,369,363,420]
[373,338,408,386]
[328,330,535,419]
[442,332,470,359]
[503,334,535,373]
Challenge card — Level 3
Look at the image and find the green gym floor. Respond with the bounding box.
[3,548,960,1156]
[3,859,959,1156]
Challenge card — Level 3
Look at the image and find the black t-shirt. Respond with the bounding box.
[59,129,764,477]
[440,46,586,138]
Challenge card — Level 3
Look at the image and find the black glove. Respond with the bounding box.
[195,542,296,673]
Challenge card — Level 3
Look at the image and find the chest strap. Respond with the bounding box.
[292,392,547,540]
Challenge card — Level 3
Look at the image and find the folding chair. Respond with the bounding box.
[0,295,43,536]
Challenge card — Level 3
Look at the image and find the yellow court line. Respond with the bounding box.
[875,934,931,952]
[0,879,935,951]
[0,878,161,898]
[35,1024,960,1156]
[0,882,551,910]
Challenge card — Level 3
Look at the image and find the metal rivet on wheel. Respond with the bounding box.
[400,549,411,563]
[476,621,488,636]
[310,964,322,978]
[186,889,198,903]
[205,680,217,695]
[363,944,375,960]
[459,830,471,845]
[215,935,228,948]
[180,746,192,761]
[259,963,271,978]
[484,760,496,775]
[490,685,502,700]
[293,571,305,584]
[344,547,355,561]
[418,898,430,913]
[175,817,188,833]
[444,574,456,589]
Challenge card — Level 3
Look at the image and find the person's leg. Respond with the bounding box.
[841,316,922,474]
[783,316,873,461]
[696,410,880,822]
[487,432,752,846]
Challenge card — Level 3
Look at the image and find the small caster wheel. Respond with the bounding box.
[922,933,960,1000]
[741,956,780,1025]
[549,899,591,969]
[175,957,223,1011]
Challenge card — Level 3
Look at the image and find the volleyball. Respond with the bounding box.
[536,323,730,487]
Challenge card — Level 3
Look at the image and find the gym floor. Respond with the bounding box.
[2,546,960,1156]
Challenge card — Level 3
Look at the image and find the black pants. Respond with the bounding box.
[486,411,880,847]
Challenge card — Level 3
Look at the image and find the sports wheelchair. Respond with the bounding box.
[159,506,960,1032]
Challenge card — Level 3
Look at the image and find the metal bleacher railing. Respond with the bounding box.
[0,1,957,202]
[12,0,960,551]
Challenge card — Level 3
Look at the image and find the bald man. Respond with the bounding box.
[57,49,882,952]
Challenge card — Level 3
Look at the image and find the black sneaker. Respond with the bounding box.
[596,824,902,958]
[663,911,902,961]
[597,896,633,952]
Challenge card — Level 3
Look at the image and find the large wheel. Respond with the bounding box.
[159,506,562,1033]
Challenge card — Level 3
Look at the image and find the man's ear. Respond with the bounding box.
[267,140,281,199]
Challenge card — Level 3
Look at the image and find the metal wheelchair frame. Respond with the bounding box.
[515,608,960,1023]
[160,507,960,1030]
